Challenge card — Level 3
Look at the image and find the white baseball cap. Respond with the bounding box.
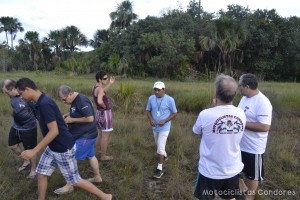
[153,81,165,89]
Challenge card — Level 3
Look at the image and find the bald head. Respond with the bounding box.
[215,74,238,103]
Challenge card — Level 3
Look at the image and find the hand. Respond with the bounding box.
[157,120,166,126]
[63,114,69,119]
[109,76,116,84]
[100,104,106,109]
[20,149,35,160]
[149,120,156,127]
[64,116,72,123]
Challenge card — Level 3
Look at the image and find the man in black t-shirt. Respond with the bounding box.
[54,85,103,194]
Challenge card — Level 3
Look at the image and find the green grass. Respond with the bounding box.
[0,72,299,200]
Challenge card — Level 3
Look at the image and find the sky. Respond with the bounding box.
[0,0,299,51]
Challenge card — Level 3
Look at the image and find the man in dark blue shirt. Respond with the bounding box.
[15,78,115,200]
[2,79,37,179]
[54,85,102,194]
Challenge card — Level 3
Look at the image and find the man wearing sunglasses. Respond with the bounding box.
[146,81,177,179]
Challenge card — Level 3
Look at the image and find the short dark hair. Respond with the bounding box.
[95,71,107,83]
[215,74,237,103]
[2,79,15,91]
[239,73,258,90]
[15,78,38,91]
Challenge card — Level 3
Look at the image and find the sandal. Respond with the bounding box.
[100,155,113,161]
[54,185,74,195]
[18,161,30,172]
[87,177,103,184]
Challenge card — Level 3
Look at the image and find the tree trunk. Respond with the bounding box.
[5,32,9,48]
[10,33,14,49]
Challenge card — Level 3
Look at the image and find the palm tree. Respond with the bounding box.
[0,17,11,47]
[43,30,64,67]
[212,16,246,73]
[109,0,138,33]
[0,16,24,49]
[45,30,63,55]
[61,25,88,52]
[0,22,3,42]
[198,35,216,70]
[90,29,109,48]
[24,31,41,70]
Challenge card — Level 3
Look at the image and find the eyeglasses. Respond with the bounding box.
[154,88,162,92]
[60,94,69,102]
[102,77,108,80]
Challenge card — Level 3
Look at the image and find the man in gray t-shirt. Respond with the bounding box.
[2,79,37,179]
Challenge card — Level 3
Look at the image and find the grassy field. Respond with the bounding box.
[0,71,299,200]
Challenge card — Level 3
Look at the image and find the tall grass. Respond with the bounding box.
[0,72,299,200]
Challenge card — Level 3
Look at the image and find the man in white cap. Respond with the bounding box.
[146,81,177,178]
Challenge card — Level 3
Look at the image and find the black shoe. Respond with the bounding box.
[153,169,163,179]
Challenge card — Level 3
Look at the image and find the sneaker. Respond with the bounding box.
[153,169,163,179]
[26,171,36,179]
[18,161,30,172]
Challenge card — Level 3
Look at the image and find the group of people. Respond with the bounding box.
[2,72,272,200]
[146,74,272,200]
[2,71,116,200]
[145,73,272,200]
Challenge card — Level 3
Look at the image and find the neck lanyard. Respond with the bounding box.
[156,95,164,116]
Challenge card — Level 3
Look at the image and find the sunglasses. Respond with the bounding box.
[102,77,108,80]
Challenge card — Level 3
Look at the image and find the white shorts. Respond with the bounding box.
[153,130,169,157]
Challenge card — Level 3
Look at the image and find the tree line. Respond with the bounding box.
[0,0,299,81]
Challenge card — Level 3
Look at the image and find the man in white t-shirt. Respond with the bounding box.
[193,74,246,200]
[238,73,272,200]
